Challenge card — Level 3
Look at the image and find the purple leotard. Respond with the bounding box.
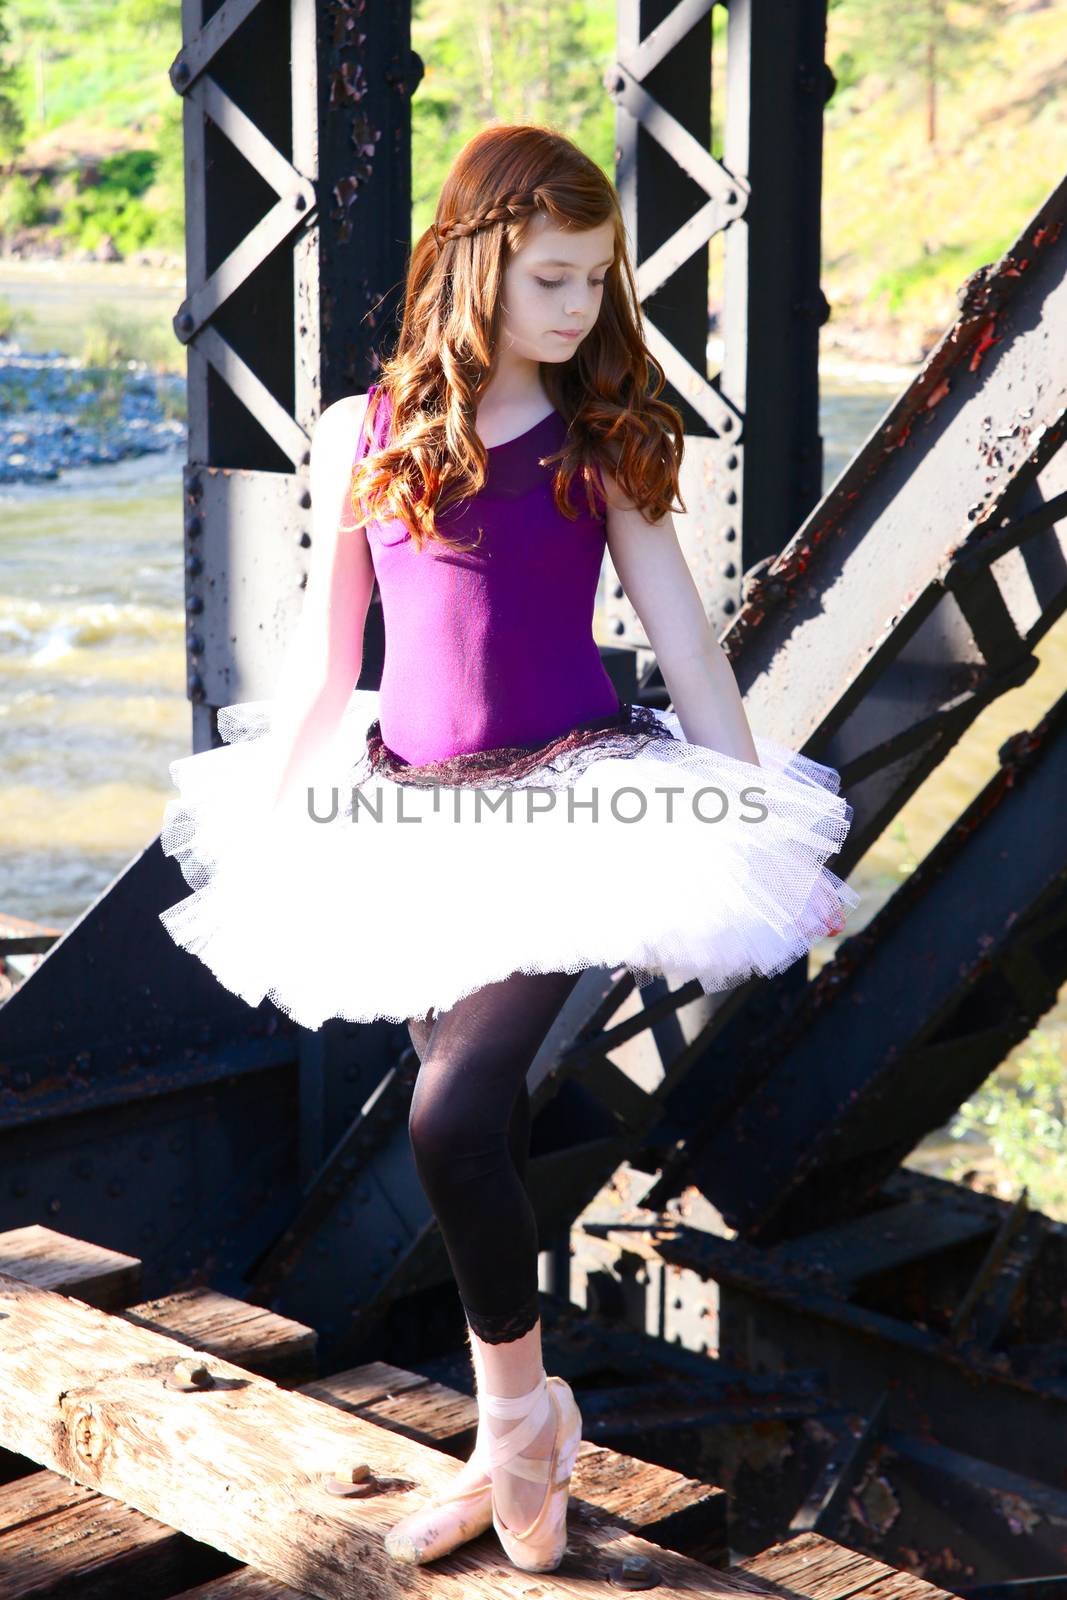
[341,383,621,764]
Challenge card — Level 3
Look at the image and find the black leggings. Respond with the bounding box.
[406,968,583,1343]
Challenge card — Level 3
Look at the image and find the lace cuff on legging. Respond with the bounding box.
[461,1286,542,1344]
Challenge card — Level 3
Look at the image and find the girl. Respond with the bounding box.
[158,123,858,1574]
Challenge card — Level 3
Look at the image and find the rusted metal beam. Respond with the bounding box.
[788,1389,888,1537]
[583,1166,1067,1490]
[663,681,1067,1240]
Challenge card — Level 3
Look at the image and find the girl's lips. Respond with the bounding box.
[553,329,582,339]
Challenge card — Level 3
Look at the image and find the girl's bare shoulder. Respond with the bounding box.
[313,391,373,466]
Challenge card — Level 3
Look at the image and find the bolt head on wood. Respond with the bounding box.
[165,1358,214,1391]
[607,1553,662,1589]
[322,1460,376,1496]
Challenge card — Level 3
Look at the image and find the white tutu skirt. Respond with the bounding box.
[158,689,860,1030]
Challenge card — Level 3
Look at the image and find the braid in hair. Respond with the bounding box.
[433,188,546,250]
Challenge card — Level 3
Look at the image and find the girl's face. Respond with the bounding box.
[498,214,616,364]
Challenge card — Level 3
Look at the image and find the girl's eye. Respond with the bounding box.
[535,277,606,290]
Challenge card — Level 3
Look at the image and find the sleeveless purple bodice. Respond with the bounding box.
[341,384,620,764]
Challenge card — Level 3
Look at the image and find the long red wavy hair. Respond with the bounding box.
[348,122,687,554]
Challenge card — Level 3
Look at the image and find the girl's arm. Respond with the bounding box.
[263,394,378,813]
[603,478,760,766]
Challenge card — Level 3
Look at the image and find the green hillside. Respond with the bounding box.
[821,0,1066,359]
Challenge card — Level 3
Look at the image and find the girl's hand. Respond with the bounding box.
[820,897,848,937]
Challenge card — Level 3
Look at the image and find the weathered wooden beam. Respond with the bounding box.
[0,1469,235,1600]
[0,1227,151,1485]
[0,1351,732,1597]
[124,1287,318,1386]
[0,1272,755,1598]
[0,1224,141,1310]
[166,1527,964,1600]
[737,1528,957,1598]
[173,1574,298,1599]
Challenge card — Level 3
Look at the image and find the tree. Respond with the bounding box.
[411,0,612,224]
[0,0,26,161]
[833,0,1006,145]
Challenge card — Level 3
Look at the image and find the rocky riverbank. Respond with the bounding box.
[0,337,185,485]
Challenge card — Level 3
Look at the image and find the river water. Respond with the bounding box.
[1,271,1064,1207]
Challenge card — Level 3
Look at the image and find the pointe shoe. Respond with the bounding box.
[383,1438,493,1566]
[483,1372,583,1573]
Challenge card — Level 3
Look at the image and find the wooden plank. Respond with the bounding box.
[304,1366,473,1449]
[174,1577,298,1600]
[0,1356,729,1596]
[123,1289,318,1386]
[169,1523,960,1600]
[0,1272,757,1599]
[0,1225,141,1310]
[737,1530,957,1597]
[300,1362,430,1412]
[0,1470,233,1600]
[0,1364,434,1598]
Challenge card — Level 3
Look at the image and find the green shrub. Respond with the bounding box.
[948,1030,1067,1219]
[55,147,162,255]
[0,173,47,232]
[80,303,143,367]
[58,191,158,255]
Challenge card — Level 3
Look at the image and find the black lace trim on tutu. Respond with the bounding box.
[462,1287,542,1344]
[356,701,676,791]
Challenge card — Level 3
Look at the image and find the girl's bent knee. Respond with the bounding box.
[407,1045,513,1165]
